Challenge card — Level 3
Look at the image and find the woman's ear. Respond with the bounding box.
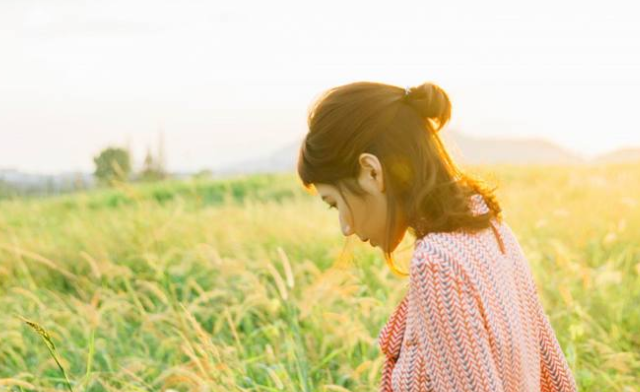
[371,167,385,193]
[358,153,385,193]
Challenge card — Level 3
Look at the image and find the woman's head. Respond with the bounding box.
[297,81,502,277]
[313,152,408,253]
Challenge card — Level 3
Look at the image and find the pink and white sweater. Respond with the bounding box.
[377,194,578,392]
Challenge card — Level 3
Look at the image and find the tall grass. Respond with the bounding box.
[0,164,638,391]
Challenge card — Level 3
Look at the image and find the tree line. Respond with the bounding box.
[93,145,168,186]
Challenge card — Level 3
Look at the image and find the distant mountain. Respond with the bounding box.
[3,130,639,194]
[592,147,640,164]
[439,129,587,165]
[216,128,634,175]
[0,169,95,196]
[214,141,300,176]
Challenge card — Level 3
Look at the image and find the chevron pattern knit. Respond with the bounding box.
[377,194,578,392]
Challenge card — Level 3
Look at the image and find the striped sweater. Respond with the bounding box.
[377,194,578,392]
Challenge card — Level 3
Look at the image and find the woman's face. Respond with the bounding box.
[314,153,407,252]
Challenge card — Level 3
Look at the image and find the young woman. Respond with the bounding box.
[297,81,578,391]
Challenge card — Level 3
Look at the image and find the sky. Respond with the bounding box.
[1,0,639,174]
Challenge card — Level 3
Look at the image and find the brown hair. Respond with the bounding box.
[297,81,502,277]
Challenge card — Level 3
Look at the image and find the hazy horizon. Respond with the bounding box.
[2,0,639,174]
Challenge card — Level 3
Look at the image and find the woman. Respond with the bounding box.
[296,81,578,391]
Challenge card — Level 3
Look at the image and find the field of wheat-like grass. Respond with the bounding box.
[0,164,638,392]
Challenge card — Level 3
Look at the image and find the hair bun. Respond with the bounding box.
[405,82,452,133]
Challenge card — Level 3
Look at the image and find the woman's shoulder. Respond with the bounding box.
[413,191,511,252]
[410,232,474,288]
[411,222,511,285]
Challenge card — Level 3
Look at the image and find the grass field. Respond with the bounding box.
[0,163,639,391]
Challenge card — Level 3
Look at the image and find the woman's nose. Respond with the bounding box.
[342,223,353,237]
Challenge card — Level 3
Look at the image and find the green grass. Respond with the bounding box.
[0,164,639,391]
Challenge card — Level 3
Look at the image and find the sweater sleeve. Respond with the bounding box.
[526,285,579,391]
[536,303,579,392]
[518,247,578,391]
[403,242,506,392]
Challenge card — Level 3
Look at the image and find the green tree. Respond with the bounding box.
[93,146,131,186]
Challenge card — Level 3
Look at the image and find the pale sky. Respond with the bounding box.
[1,0,639,174]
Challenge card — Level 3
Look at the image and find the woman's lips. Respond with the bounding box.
[362,237,377,247]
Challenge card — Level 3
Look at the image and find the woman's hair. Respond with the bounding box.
[297,81,502,277]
